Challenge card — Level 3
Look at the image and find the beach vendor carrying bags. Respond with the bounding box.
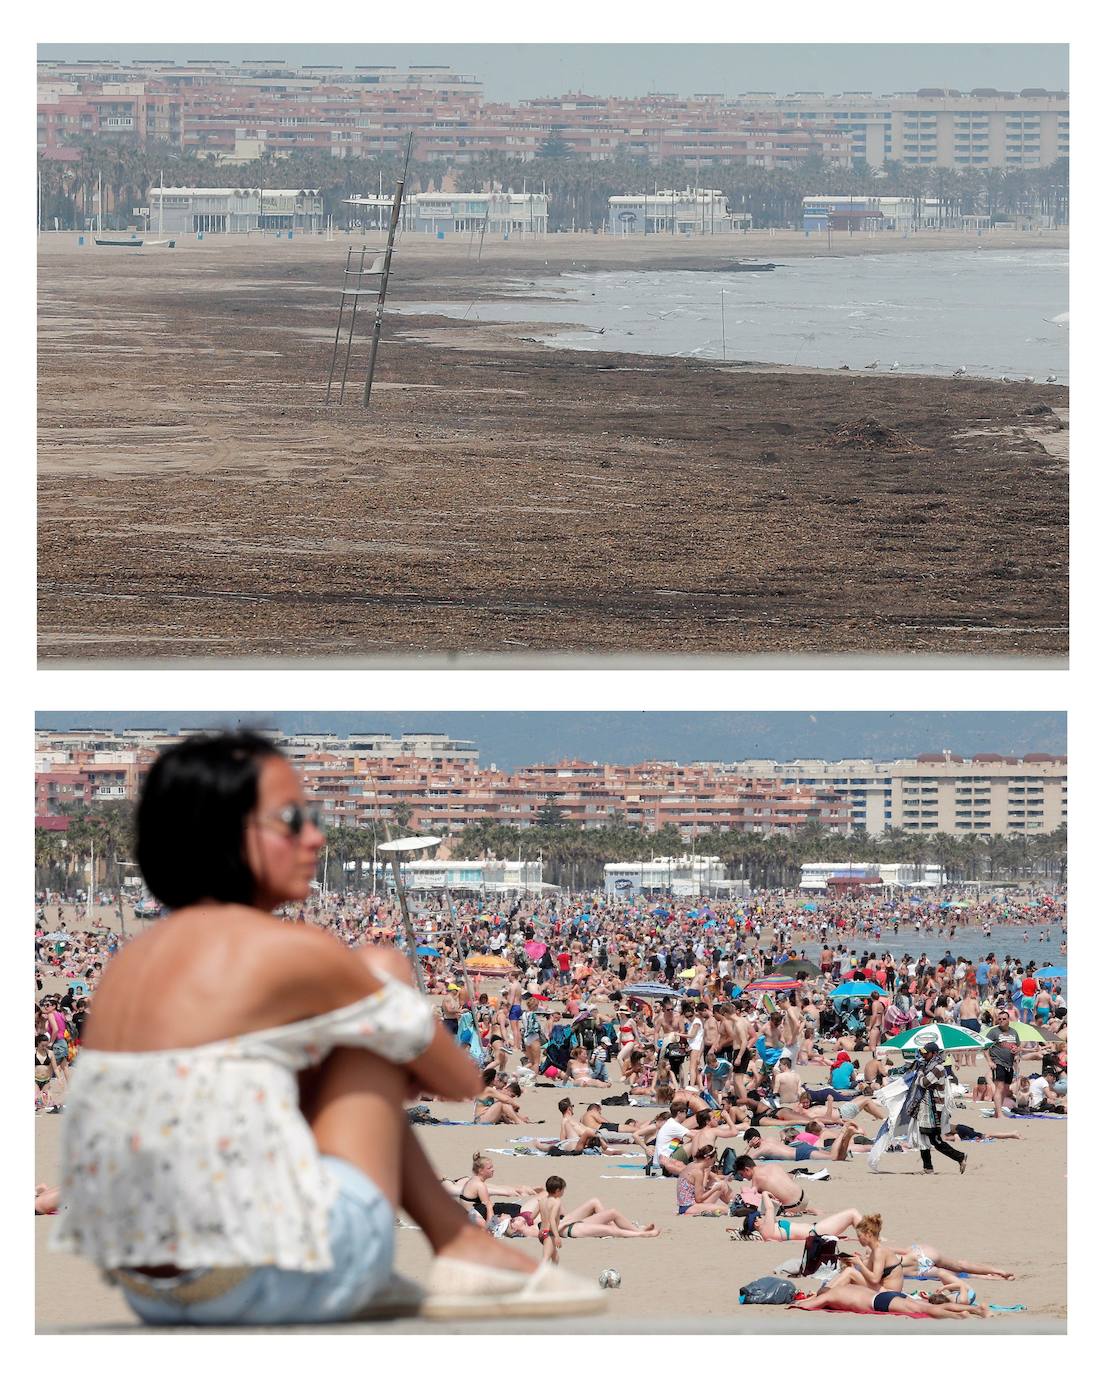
[868,1040,967,1176]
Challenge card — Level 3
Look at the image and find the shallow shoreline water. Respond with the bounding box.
[395,250,1069,381]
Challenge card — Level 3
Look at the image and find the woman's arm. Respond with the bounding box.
[277,926,484,1100]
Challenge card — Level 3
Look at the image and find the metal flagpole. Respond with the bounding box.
[363,132,413,408]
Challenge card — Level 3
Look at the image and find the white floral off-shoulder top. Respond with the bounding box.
[50,976,435,1272]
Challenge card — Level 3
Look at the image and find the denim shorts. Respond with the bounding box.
[117,1156,395,1326]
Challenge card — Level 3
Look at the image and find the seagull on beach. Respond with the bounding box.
[952,366,967,378]
[1024,375,1036,383]
[1000,374,1011,382]
[864,361,878,370]
[1045,373,1058,383]
[890,361,900,371]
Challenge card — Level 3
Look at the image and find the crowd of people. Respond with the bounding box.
[35,732,1067,1324]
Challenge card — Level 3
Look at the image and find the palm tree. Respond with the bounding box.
[35,827,66,892]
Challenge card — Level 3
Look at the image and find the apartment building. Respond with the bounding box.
[292,754,851,838]
[34,749,152,818]
[33,731,1065,841]
[38,81,185,154]
[735,87,1068,169]
[725,753,1067,835]
[37,62,849,169]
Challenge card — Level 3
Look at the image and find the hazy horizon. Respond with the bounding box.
[37,43,1069,104]
[35,712,1067,773]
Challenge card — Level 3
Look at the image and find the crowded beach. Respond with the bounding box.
[35,734,1067,1328]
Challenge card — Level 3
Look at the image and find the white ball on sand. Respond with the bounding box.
[599,1268,622,1289]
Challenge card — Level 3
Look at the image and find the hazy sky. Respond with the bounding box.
[37,44,1069,104]
[35,713,1067,773]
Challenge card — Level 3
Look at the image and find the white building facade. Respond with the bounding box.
[608,188,750,235]
[148,186,324,234]
[604,856,734,899]
[404,858,545,894]
[799,861,946,891]
[344,191,548,235]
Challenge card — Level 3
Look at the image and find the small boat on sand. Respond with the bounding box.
[724,261,779,272]
[94,237,143,247]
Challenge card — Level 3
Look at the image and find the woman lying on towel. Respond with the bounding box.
[730,1191,865,1243]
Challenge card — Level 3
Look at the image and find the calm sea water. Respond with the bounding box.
[398,249,1068,381]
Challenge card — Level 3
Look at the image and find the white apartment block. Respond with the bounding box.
[733,88,1068,170]
[725,754,1066,836]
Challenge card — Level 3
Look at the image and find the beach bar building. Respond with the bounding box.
[608,188,750,235]
[403,857,546,895]
[604,856,731,899]
[344,190,548,235]
[799,861,946,891]
[148,186,324,234]
[802,195,916,232]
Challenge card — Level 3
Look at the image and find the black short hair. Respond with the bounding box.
[733,1155,755,1174]
[135,731,283,910]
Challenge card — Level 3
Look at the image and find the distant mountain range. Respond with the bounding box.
[35,711,1066,774]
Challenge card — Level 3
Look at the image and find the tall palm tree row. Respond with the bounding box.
[38,137,1068,232]
[35,798,1065,896]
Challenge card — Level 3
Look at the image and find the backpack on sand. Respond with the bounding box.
[739,1276,796,1305]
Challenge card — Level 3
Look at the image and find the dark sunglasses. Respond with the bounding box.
[255,803,325,836]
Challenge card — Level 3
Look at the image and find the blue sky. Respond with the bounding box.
[37,44,1068,104]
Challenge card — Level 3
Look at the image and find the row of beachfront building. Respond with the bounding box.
[130,185,997,237]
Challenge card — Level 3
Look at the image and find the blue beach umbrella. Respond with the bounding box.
[1036,966,1066,979]
[416,946,441,957]
[830,980,883,1000]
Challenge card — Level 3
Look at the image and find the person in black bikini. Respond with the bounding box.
[442,1153,535,1227]
[812,1213,904,1298]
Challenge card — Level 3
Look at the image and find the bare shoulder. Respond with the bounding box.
[256,919,380,1010]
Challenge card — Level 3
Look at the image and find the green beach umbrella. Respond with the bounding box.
[1009,1021,1056,1044]
[882,1023,988,1053]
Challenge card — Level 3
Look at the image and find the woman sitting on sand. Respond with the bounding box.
[442,1153,537,1227]
[50,733,601,1327]
[473,1068,531,1125]
[807,1213,904,1296]
[676,1146,736,1216]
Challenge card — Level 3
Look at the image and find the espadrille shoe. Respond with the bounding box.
[420,1258,606,1320]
